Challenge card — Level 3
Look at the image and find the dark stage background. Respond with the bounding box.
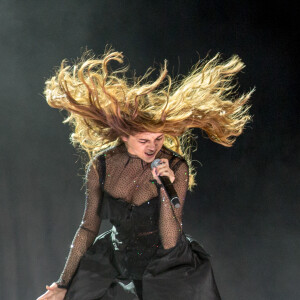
[0,1,298,299]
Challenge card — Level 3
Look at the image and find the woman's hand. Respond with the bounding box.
[151,158,175,184]
[36,282,67,300]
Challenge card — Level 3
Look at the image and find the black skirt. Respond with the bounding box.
[64,229,221,300]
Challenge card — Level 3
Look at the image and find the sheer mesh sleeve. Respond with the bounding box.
[55,157,102,289]
[158,159,189,249]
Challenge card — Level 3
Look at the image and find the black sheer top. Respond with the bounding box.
[56,142,189,288]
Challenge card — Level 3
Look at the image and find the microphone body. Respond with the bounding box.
[151,159,180,208]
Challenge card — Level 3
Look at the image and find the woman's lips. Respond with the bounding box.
[145,151,155,157]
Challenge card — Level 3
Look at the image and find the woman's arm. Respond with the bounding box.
[153,159,189,250]
[37,158,103,299]
[55,158,102,289]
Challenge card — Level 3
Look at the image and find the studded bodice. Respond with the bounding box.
[101,190,160,279]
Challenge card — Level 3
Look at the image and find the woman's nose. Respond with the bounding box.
[147,140,160,150]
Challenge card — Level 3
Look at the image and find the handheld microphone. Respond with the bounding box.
[151,159,180,208]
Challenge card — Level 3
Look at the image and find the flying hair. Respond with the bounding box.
[44,47,254,189]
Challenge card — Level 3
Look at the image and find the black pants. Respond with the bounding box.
[133,280,143,300]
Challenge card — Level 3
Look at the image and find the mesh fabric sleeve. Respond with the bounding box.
[55,158,102,289]
[158,159,189,250]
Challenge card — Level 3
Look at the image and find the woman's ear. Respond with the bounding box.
[120,135,128,142]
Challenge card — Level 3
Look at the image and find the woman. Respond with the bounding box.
[37,49,253,300]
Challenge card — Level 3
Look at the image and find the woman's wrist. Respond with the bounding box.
[151,179,163,190]
[56,282,68,289]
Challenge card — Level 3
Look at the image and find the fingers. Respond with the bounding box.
[154,162,175,183]
[152,166,175,182]
[37,289,52,300]
[156,165,172,176]
[151,168,162,184]
[156,165,167,174]
[151,168,159,179]
[158,170,170,176]
[50,282,58,288]
[37,282,66,300]
[158,158,169,167]
[46,282,58,292]
[153,159,170,175]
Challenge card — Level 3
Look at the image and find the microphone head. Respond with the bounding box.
[151,159,161,170]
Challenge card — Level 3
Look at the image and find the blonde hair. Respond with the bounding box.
[44,48,254,189]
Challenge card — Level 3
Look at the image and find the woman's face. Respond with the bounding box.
[121,132,165,163]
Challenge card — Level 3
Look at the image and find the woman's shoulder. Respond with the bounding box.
[88,143,124,176]
[94,142,126,162]
[160,145,188,169]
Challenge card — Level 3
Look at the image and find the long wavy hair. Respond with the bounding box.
[44,48,254,190]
